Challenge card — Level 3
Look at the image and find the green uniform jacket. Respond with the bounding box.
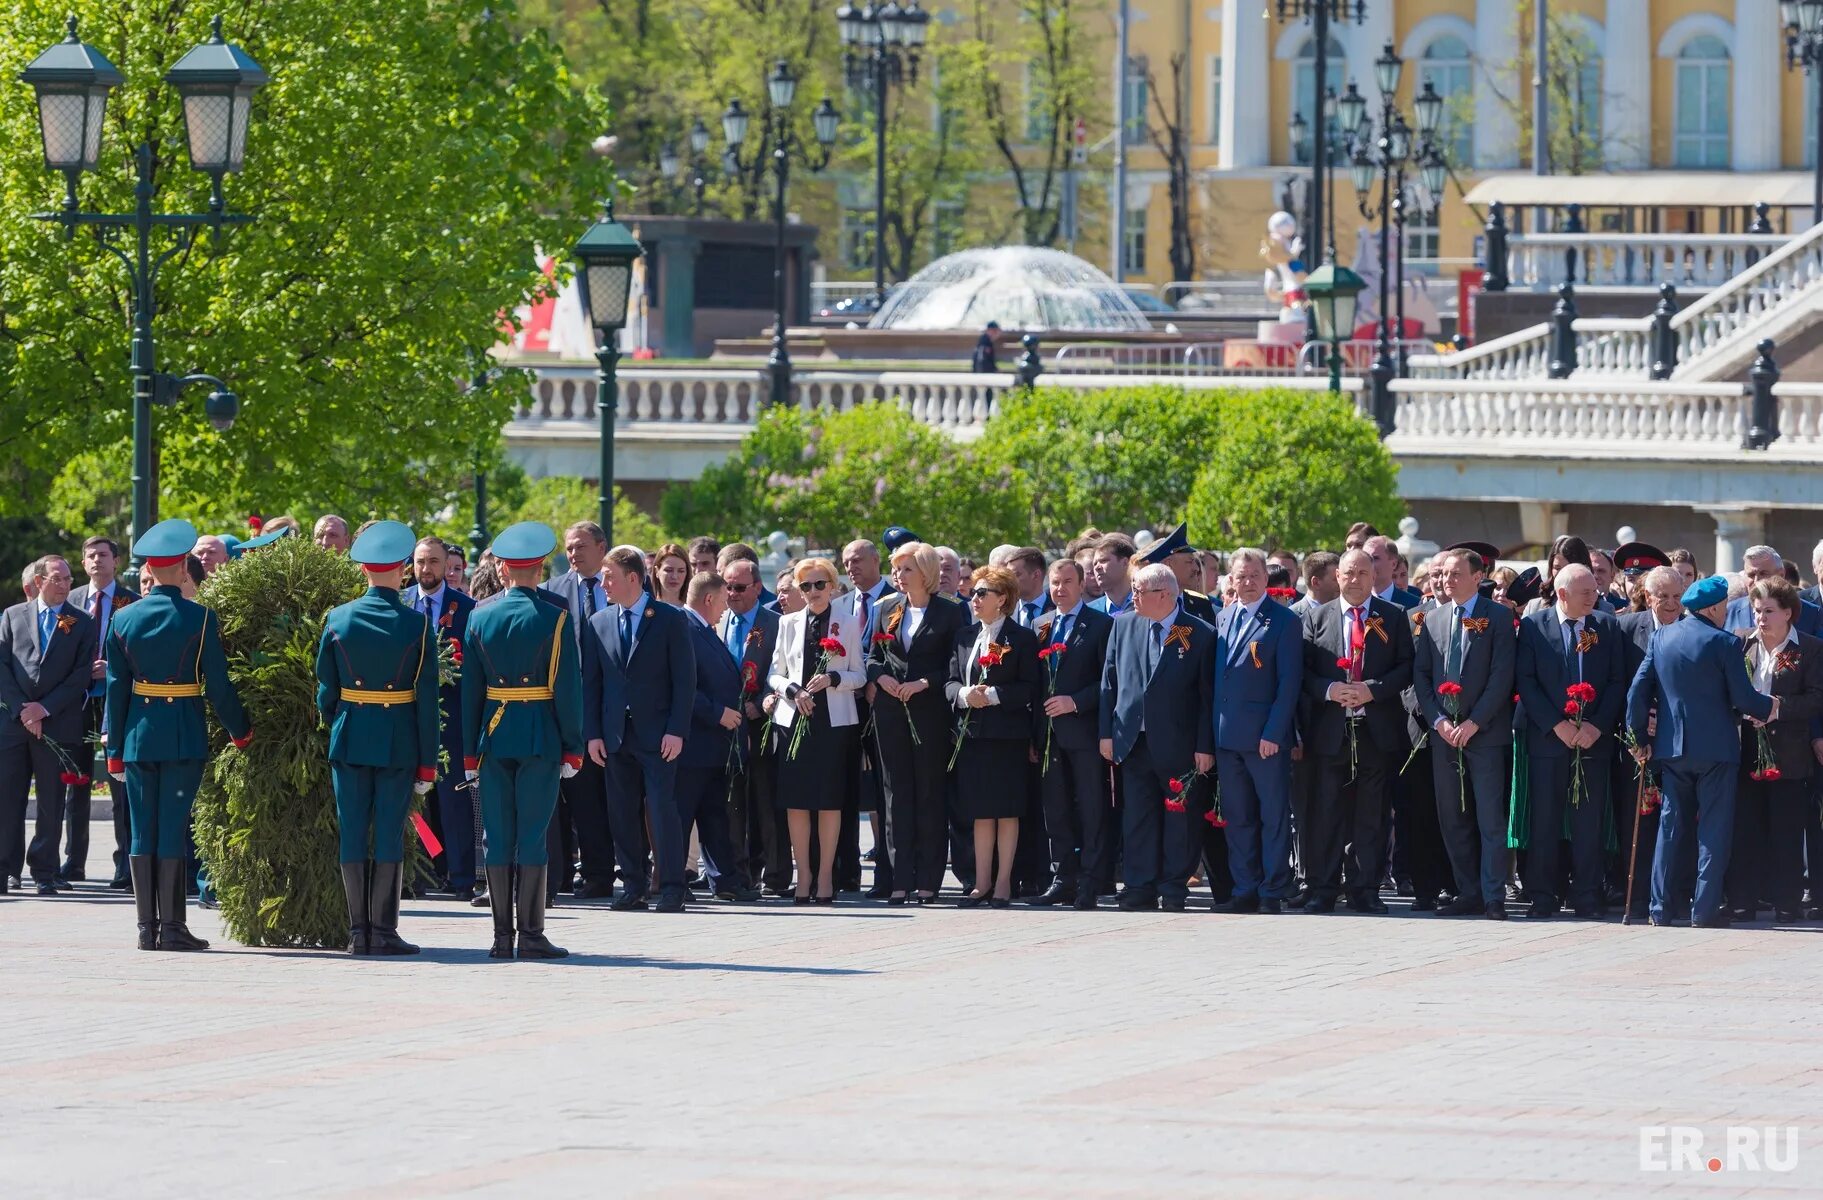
[104,585,251,770]
[460,587,583,770]
[314,587,441,779]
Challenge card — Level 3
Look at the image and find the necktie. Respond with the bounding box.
[725,613,745,662]
[421,594,434,625]
[38,606,55,652]
[1566,617,1582,683]
[583,577,600,617]
[1055,613,1071,646]
[1446,605,1464,681]
[1150,621,1165,671]
[618,609,632,658]
[862,589,874,637]
[1348,606,1365,682]
[1024,601,1038,627]
[89,591,106,695]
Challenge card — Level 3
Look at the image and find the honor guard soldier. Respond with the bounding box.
[103,519,253,951]
[461,522,585,960]
[315,521,441,956]
[1136,522,1219,624]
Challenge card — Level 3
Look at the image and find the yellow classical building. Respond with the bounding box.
[1035,0,1823,290]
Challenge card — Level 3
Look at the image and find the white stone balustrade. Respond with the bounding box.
[1508,233,1788,292]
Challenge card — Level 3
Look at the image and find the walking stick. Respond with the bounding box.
[1622,768,1646,926]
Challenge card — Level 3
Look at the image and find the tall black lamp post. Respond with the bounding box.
[20,16,264,582]
[1274,1,1367,266]
[723,62,839,409]
[1784,1,1823,225]
[836,2,928,306]
[659,118,713,216]
[572,199,642,541]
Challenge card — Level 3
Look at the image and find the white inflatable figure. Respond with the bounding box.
[1259,210,1309,344]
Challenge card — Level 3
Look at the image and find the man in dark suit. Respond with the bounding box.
[1099,563,1215,911]
[1516,563,1629,919]
[717,541,777,611]
[582,544,696,912]
[1724,546,1823,635]
[65,535,135,887]
[716,557,785,893]
[1627,574,1776,927]
[1005,546,1056,631]
[541,520,614,897]
[1029,557,1114,909]
[1413,547,1517,919]
[1614,565,1684,917]
[677,573,760,901]
[1,555,94,896]
[1365,535,1423,609]
[402,535,479,900]
[1300,549,1413,913]
[1212,548,1303,913]
[838,538,895,895]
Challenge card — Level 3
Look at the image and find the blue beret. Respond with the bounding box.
[133,518,199,565]
[491,521,556,566]
[350,520,417,567]
[881,525,920,553]
[1681,575,1729,611]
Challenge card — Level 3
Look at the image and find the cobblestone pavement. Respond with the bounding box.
[4,846,1822,1198]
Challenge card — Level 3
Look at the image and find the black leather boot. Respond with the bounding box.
[367,861,420,955]
[129,855,156,950]
[342,862,372,956]
[155,858,209,951]
[486,865,515,959]
[515,865,567,959]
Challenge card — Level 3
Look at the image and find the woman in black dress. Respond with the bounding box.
[868,542,967,904]
[768,557,865,903]
[946,565,1040,907]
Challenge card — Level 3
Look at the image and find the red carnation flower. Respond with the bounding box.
[1563,700,1581,717]
[1764,767,1783,781]
[1168,777,1185,795]
[1567,682,1597,704]
[1204,811,1226,828]
[978,654,996,668]
[1163,797,1186,813]
[872,632,894,644]
[817,637,844,653]
[1336,657,1353,670]
[247,513,264,533]
[59,771,87,787]
[1438,681,1464,698]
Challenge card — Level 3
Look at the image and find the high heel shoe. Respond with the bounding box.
[990,895,1011,909]
[887,893,907,906]
[815,892,836,906]
[793,893,813,906]
[956,891,987,909]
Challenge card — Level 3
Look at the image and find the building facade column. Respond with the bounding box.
[1474,0,1521,169]
[1219,1,1268,169]
[1734,0,1782,172]
[1604,0,1651,169]
[656,232,700,358]
[1703,505,1769,575]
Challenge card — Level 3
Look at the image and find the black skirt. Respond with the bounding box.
[956,736,1029,821]
[774,699,855,812]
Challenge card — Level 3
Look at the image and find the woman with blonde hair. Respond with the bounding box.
[946,564,1040,907]
[867,542,968,903]
[768,556,865,902]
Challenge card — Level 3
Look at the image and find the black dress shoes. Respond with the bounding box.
[1775,908,1806,923]
[864,884,892,900]
[610,891,649,911]
[1117,890,1157,911]
[1260,898,1283,914]
[716,884,762,902]
[1435,897,1482,917]
[655,890,687,913]
[1025,881,1076,907]
[574,879,616,900]
[1410,895,1437,912]
[1484,901,1508,921]
[1346,894,1388,914]
[1072,891,1098,910]
[1525,902,1555,920]
[1160,896,1186,912]
[1693,914,1732,929]
[1221,895,1260,914]
[36,882,57,896]
[1302,896,1336,914]
[1571,906,1601,920]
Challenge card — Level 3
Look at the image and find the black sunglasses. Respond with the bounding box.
[801,579,831,592]
[727,582,752,593]
[969,587,995,599]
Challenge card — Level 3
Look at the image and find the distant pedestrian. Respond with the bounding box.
[971,321,1001,373]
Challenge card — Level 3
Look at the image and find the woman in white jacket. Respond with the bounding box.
[768,557,864,903]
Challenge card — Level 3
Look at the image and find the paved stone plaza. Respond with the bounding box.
[5,846,1822,1198]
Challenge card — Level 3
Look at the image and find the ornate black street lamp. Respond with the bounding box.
[1274,1,1367,267]
[572,200,642,540]
[19,15,264,581]
[837,2,928,306]
[659,118,714,216]
[1783,1,1823,225]
[723,62,839,408]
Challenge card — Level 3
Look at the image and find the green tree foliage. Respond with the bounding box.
[191,537,380,949]
[0,1,609,531]
[976,385,1222,547]
[504,475,668,550]
[661,401,1030,553]
[1186,389,1403,553]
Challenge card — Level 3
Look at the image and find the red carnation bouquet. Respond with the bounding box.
[948,643,1006,771]
[1037,640,1068,771]
[871,631,921,746]
[1564,681,1598,806]
[787,635,846,761]
[1751,724,1782,782]
[1336,652,1362,783]
[1437,680,1467,810]
[1163,768,1207,815]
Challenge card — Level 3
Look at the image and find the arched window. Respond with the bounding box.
[1673,34,1730,168]
[1419,35,1472,164]
[1292,34,1346,165]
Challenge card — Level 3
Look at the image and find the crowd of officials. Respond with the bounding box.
[3,509,1817,957]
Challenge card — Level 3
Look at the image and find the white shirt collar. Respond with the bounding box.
[418,583,445,604]
[978,615,1007,641]
[686,607,712,630]
[34,596,57,616]
[1554,602,1583,628]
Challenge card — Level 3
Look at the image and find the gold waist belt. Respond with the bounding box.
[340,688,413,705]
[132,681,202,698]
[485,686,554,702]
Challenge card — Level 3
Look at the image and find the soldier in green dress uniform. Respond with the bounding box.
[315,520,441,956]
[461,522,584,960]
[103,519,253,951]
